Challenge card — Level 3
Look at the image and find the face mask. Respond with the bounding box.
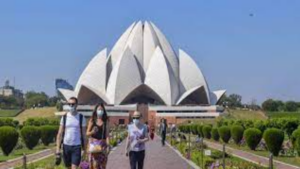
[133,119,140,125]
[97,110,103,118]
[69,106,76,113]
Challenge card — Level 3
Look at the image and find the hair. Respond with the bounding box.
[91,103,108,123]
[69,97,78,104]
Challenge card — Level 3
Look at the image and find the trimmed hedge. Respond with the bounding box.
[212,128,220,141]
[21,126,41,150]
[23,118,59,126]
[296,137,300,156]
[0,118,19,127]
[291,129,300,148]
[244,128,262,150]
[231,125,244,145]
[0,126,19,155]
[218,126,231,143]
[263,128,284,156]
[197,125,203,137]
[202,125,212,139]
[40,125,57,146]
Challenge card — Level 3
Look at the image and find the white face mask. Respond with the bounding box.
[133,119,140,125]
[69,106,76,114]
[97,110,103,118]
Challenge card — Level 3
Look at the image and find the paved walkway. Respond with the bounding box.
[204,140,300,169]
[107,136,195,169]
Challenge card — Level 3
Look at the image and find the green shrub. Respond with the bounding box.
[191,124,198,135]
[244,128,262,150]
[23,118,59,126]
[0,118,15,127]
[263,128,284,156]
[231,125,244,145]
[254,120,266,132]
[0,126,19,155]
[197,125,203,137]
[296,137,300,156]
[212,128,220,141]
[291,129,300,148]
[40,125,57,146]
[21,126,41,150]
[218,126,231,143]
[202,125,212,139]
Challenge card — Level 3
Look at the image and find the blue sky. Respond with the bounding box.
[0,0,299,104]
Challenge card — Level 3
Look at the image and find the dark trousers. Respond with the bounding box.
[161,131,166,146]
[129,150,145,169]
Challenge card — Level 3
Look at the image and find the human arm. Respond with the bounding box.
[124,131,130,156]
[86,119,95,137]
[56,125,64,153]
[137,125,149,143]
[106,122,110,153]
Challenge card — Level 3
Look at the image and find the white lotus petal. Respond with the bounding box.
[210,90,226,105]
[179,49,210,104]
[106,47,143,105]
[145,47,179,105]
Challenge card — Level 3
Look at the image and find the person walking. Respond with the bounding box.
[125,111,149,169]
[159,118,167,146]
[56,97,87,169]
[86,103,110,169]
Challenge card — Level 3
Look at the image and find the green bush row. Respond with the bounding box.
[0,125,59,156]
[23,118,60,126]
[0,118,19,127]
[179,123,299,156]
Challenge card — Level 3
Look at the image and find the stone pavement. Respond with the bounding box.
[107,136,195,169]
[204,140,300,169]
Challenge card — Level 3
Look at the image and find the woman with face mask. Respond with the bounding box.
[125,111,149,169]
[86,103,110,169]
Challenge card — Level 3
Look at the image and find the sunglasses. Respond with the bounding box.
[68,103,77,107]
[132,117,140,119]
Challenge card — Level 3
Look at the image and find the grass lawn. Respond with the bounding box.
[187,109,268,125]
[267,111,300,119]
[14,107,57,123]
[0,109,22,117]
[0,143,55,162]
[15,155,64,169]
[222,109,268,120]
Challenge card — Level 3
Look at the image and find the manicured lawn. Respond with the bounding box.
[15,155,64,169]
[14,107,57,123]
[0,109,22,117]
[267,111,300,119]
[0,143,55,162]
[223,109,268,120]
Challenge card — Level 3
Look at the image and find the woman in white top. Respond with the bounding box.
[125,111,149,169]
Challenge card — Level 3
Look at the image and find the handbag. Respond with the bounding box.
[88,122,106,154]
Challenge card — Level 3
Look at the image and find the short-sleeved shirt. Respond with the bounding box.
[128,123,147,152]
[60,112,87,146]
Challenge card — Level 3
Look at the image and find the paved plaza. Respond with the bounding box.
[107,136,195,169]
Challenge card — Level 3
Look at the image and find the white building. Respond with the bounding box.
[57,21,226,125]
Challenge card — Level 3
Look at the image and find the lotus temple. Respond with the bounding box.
[57,21,226,126]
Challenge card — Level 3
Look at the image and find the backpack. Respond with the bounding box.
[60,113,84,149]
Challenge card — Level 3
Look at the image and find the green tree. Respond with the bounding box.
[284,101,298,112]
[262,99,282,112]
[25,91,49,108]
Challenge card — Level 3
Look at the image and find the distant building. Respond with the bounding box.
[55,79,74,91]
[0,80,23,98]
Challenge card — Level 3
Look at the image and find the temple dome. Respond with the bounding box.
[59,21,225,106]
